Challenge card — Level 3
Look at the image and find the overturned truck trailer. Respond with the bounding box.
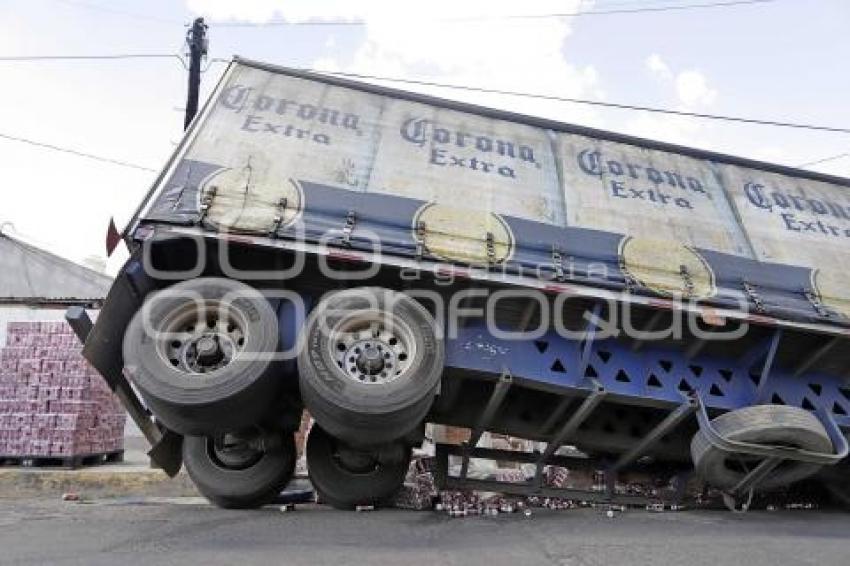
[74,57,850,510]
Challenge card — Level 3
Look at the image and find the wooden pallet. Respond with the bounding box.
[0,450,124,470]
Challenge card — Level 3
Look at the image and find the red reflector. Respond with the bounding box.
[105,217,121,257]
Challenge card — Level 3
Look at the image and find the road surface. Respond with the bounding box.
[1,498,849,565]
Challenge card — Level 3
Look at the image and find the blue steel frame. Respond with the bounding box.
[444,323,850,431]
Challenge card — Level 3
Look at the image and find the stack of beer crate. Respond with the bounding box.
[0,321,126,467]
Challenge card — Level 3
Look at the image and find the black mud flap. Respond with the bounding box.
[147,430,184,477]
[65,257,184,476]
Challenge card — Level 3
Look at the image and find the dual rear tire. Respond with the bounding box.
[122,277,283,436]
[123,280,442,509]
[306,425,411,509]
[298,287,444,447]
[183,431,296,509]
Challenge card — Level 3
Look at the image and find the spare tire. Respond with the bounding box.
[184,430,296,509]
[123,277,281,436]
[691,404,832,491]
[298,287,443,446]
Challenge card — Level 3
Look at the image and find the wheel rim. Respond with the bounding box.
[329,310,417,385]
[155,300,248,376]
[334,443,380,475]
[207,432,264,471]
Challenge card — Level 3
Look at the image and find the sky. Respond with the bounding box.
[0,0,848,273]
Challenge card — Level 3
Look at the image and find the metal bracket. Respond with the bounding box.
[752,328,782,403]
[611,395,698,473]
[267,197,288,238]
[742,280,766,313]
[434,443,679,508]
[694,393,848,507]
[197,185,217,224]
[679,264,695,298]
[618,257,639,293]
[694,394,849,469]
[459,369,512,480]
[342,210,357,246]
[533,381,607,488]
[551,245,566,281]
[485,231,497,264]
[803,286,830,318]
[414,220,427,260]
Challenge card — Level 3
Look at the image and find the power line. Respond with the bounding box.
[0,132,157,173]
[211,0,776,26]
[308,69,849,134]
[0,53,184,63]
[1,53,843,135]
[797,153,850,168]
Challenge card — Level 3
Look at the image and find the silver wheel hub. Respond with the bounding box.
[331,312,416,385]
[157,301,247,376]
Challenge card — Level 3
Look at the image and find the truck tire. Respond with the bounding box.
[298,287,443,446]
[184,431,296,509]
[691,405,832,491]
[306,425,410,510]
[123,277,281,436]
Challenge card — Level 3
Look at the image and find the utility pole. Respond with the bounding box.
[184,17,208,130]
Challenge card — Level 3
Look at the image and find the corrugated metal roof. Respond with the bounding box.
[0,233,112,304]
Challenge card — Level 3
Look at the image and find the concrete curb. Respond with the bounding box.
[0,467,198,499]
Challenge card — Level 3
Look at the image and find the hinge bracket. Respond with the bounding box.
[743,280,766,313]
[197,185,217,225]
[342,210,357,246]
[267,197,288,238]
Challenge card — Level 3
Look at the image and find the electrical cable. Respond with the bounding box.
[307,68,850,134]
[211,0,776,26]
[0,132,158,172]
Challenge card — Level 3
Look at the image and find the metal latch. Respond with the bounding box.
[197,185,217,224]
[679,264,695,298]
[485,231,496,264]
[618,257,638,293]
[551,245,565,281]
[414,220,427,260]
[742,280,766,313]
[342,210,357,246]
[267,197,288,238]
[803,286,830,318]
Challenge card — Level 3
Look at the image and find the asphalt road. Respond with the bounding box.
[2,498,850,566]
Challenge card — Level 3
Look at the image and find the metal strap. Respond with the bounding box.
[694,394,849,466]
[342,210,357,245]
[679,264,695,298]
[485,231,497,264]
[197,185,217,224]
[803,287,830,318]
[551,245,565,281]
[267,197,288,237]
[414,220,427,260]
[742,280,766,313]
[619,258,638,293]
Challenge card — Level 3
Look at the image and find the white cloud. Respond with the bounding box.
[646,53,672,81]
[625,53,719,148]
[645,53,717,110]
[188,0,606,127]
[675,70,717,108]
